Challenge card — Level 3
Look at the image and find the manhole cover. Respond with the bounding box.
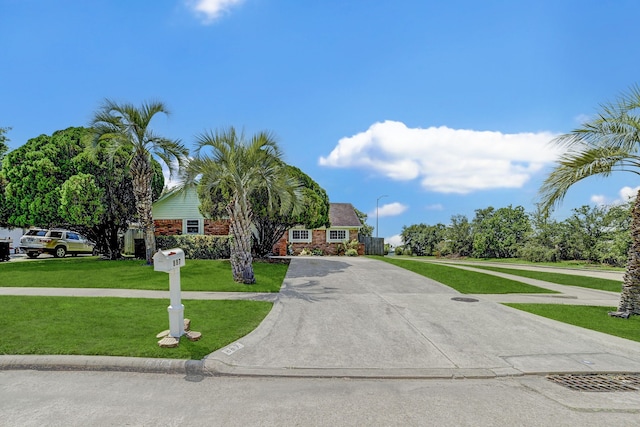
[451,297,479,303]
[547,374,640,392]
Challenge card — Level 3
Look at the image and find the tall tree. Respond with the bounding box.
[539,85,640,314]
[0,126,11,226]
[186,127,302,284]
[0,127,163,258]
[472,205,530,258]
[401,223,446,256]
[251,165,330,257]
[354,208,374,238]
[2,128,87,227]
[91,99,188,263]
[446,214,473,257]
[0,126,10,160]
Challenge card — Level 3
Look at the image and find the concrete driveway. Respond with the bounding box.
[205,256,640,378]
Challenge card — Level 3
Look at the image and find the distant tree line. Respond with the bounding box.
[396,202,632,267]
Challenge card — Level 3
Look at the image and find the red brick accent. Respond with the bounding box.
[204,219,230,235]
[272,231,288,256]
[154,219,183,236]
[272,229,364,256]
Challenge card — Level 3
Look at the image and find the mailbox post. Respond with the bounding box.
[153,248,185,338]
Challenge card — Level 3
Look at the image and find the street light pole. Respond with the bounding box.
[376,195,388,238]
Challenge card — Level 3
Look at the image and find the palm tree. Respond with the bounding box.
[91,99,188,263]
[539,85,640,315]
[184,127,301,284]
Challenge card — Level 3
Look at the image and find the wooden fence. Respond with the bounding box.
[358,235,385,256]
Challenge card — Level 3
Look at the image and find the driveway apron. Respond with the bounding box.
[205,257,640,377]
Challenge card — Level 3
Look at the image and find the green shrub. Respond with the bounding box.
[337,239,359,255]
[299,248,312,256]
[395,245,412,256]
[156,235,230,259]
[518,243,558,263]
[345,248,358,256]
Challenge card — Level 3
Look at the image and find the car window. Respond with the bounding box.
[49,231,63,238]
[67,233,79,240]
[36,230,47,236]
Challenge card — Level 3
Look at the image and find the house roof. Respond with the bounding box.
[154,184,194,204]
[329,203,362,228]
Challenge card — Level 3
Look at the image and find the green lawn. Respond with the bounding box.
[0,295,272,359]
[443,257,624,271]
[0,257,287,292]
[458,264,622,292]
[505,303,640,343]
[372,256,557,294]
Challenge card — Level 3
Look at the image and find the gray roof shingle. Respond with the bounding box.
[329,203,362,228]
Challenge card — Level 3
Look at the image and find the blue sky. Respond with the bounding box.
[2,0,640,246]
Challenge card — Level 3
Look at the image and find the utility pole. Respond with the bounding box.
[376,195,388,238]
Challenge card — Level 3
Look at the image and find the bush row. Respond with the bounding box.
[156,235,230,259]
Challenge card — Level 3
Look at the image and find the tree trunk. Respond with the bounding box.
[227,199,255,284]
[620,189,640,314]
[131,152,155,264]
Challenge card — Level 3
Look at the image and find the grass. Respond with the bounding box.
[505,303,640,343]
[0,295,273,359]
[453,257,625,271]
[459,264,623,292]
[371,256,557,294]
[0,257,287,292]
[395,255,625,271]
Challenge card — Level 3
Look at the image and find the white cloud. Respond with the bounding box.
[574,114,592,125]
[425,203,444,211]
[369,202,408,218]
[619,186,640,202]
[386,234,403,248]
[590,186,640,206]
[319,120,561,194]
[185,0,244,23]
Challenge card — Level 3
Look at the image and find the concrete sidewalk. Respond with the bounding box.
[442,263,622,307]
[2,256,640,379]
[204,257,640,378]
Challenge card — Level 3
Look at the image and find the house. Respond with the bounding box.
[151,186,363,256]
[152,186,229,236]
[272,203,364,256]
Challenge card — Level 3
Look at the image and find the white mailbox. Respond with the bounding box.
[153,248,185,272]
[153,248,186,339]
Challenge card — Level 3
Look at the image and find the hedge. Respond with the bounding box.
[156,235,230,259]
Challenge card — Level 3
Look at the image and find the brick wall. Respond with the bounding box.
[204,219,230,235]
[154,219,183,236]
[275,229,364,256]
[154,219,231,236]
[272,231,288,256]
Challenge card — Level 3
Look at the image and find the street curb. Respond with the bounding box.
[0,355,208,376]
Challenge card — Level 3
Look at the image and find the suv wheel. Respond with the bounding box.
[54,246,67,258]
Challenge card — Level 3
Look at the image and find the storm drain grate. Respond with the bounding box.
[451,297,479,303]
[546,374,640,392]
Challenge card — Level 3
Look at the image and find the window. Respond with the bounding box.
[327,229,347,242]
[289,229,311,243]
[186,219,200,234]
[67,232,79,240]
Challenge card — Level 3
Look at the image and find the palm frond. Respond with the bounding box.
[539,146,640,212]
